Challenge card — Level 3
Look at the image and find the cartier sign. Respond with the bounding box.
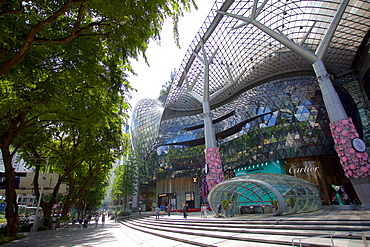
[288,165,319,174]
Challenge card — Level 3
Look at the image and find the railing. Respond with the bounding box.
[291,231,370,247]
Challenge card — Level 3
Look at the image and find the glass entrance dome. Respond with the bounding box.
[208,173,321,216]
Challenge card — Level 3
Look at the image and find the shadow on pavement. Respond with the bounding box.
[3,221,122,247]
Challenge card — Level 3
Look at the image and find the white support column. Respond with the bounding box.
[312,60,348,121]
[203,101,217,148]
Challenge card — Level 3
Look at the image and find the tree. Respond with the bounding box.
[20,109,130,227]
[159,68,177,97]
[0,0,197,76]
[0,0,196,237]
[110,153,138,210]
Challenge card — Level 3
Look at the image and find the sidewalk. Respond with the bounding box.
[2,219,194,247]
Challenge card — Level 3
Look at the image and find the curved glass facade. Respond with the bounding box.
[130,98,165,158]
[130,0,370,212]
[208,173,322,216]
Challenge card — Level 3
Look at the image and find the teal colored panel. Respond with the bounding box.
[235,160,285,176]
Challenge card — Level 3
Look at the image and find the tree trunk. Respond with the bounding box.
[1,147,19,238]
[41,204,53,228]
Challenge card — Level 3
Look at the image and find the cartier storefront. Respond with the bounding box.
[234,156,358,205]
[284,156,358,205]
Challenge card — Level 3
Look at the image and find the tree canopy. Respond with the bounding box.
[0,0,197,237]
[0,0,197,76]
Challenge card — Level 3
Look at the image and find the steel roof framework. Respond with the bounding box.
[165,0,370,113]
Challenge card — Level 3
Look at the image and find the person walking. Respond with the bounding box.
[167,204,172,217]
[78,217,83,228]
[51,216,57,230]
[229,201,234,217]
[95,214,99,227]
[200,204,207,218]
[160,204,165,217]
[83,217,89,228]
[101,214,106,227]
[182,202,188,219]
[204,204,208,218]
[155,206,160,220]
[217,202,222,217]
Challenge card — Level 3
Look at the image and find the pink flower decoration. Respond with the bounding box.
[349,163,357,170]
[342,119,349,125]
[360,166,369,173]
[347,170,353,176]
[356,153,363,159]
[335,126,343,132]
[349,148,356,154]
[341,156,348,163]
[340,139,347,144]
[342,131,349,136]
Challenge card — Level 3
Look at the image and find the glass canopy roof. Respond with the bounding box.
[208,173,322,216]
[165,0,370,112]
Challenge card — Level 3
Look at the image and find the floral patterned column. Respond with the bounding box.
[329,117,370,206]
[205,147,224,202]
[199,175,208,205]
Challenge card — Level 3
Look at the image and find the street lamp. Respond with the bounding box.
[30,158,49,232]
[30,158,64,232]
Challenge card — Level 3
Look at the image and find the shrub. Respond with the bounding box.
[0,236,14,245]
[0,234,24,245]
[18,223,32,232]
[117,211,131,216]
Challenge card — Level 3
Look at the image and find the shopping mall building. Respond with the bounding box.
[130,0,370,215]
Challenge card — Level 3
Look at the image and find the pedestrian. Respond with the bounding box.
[95,214,99,227]
[200,204,205,218]
[51,216,57,230]
[83,217,89,228]
[229,201,234,217]
[101,214,105,227]
[155,206,160,220]
[217,202,222,217]
[167,204,171,217]
[160,204,165,217]
[182,202,188,219]
[78,217,83,228]
[138,206,142,215]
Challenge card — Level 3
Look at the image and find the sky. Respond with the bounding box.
[127,1,215,116]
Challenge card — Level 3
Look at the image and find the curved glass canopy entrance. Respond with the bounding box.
[208,173,321,216]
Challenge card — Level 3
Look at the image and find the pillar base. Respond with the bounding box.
[350,176,370,206]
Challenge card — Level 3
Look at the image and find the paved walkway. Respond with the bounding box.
[2,206,370,247]
[3,219,195,247]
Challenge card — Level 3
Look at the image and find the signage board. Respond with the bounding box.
[235,160,285,176]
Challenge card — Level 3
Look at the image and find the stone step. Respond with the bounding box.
[120,220,318,247]
[136,217,370,232]
[120,217,369,247]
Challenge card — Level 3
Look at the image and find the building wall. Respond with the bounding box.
[156,176,200,210]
